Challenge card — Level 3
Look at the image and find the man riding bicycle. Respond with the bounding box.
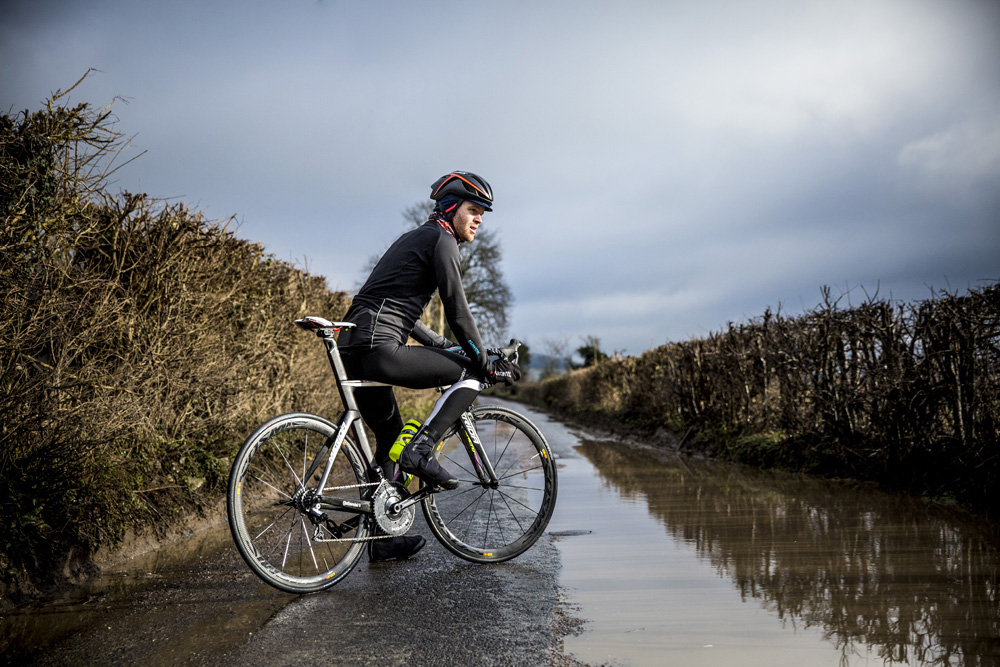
[337,171,521,562]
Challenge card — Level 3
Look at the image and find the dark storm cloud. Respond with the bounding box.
[3,0,998,355]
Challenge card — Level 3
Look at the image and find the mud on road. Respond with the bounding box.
[3,510,585,666]
[2,400,586,667]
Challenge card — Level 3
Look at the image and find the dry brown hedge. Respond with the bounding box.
[508,284,1000,515]
[1,86,356,592]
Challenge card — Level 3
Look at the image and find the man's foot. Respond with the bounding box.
[369,535,426,562]
[397,431,459,490]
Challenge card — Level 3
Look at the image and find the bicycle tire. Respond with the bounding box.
[227,412,371,593]
[421,405,558,563]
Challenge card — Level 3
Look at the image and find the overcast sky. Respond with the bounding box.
[3,0,998,357]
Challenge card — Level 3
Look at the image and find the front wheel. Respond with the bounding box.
[421,405,558,563]
[227,413,371,593]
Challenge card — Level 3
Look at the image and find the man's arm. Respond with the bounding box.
[434,235,489,374]
[411,319,455,349]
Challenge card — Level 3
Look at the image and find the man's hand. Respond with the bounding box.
[485,358,521,386]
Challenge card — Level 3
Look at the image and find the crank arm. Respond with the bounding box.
[390,487,436,513]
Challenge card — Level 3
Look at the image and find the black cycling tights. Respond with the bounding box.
[340,344,483,468]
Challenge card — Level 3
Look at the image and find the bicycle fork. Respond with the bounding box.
[458,412,500,488]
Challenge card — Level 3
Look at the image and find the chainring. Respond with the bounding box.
[373,481,415,536]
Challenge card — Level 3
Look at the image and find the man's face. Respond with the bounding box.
[451,201,485,243]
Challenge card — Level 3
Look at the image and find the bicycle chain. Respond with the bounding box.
[311,479,398,543]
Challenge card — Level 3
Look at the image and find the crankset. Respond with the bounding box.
[373,481,415,535]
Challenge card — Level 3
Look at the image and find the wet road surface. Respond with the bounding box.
[4,399,1000,666]
[529,402,1000,666]
[1,399,572,666]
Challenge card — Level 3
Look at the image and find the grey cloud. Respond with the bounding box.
[3,0,998,356]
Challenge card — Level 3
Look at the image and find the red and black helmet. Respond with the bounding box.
[430,171,493,211]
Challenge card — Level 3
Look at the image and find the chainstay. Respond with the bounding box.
[311,479,395,543]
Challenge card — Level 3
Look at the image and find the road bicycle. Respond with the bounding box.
[226,316,558,594]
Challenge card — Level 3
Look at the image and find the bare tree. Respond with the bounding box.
[540,335,572,379]
[577,335,609,367]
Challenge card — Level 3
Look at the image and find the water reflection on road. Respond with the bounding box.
[530,405,1000,666]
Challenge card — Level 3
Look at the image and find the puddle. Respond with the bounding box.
[0,521,292,665]
[511,402,1000,667]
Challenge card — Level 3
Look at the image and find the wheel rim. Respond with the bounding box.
[231,419,368,587]
[425,409,555,560]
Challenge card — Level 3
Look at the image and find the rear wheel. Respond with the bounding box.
[227,413,371,593]
[421,406,558,563]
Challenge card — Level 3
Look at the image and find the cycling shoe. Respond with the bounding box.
[397,432,459,490]
[369,535,426,562]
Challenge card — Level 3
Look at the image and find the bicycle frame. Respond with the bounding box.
[228,318,555,590]
[292,317,502,518]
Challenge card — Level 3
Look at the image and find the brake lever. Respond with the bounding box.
[499,338,521,364]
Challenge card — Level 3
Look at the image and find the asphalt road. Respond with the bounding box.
[3,401,583,667]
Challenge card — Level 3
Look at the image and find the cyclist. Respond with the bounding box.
[337,171,521,562]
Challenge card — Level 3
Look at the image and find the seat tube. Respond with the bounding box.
[323,337,359,412]
[317,410,361,491]
[320,334,375,464]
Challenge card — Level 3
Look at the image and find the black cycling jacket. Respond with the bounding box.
[339,221,489,375]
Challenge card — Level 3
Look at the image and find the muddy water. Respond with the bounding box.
[4,399,999,666]
[520,404,1000,667]
[0,521,293,665]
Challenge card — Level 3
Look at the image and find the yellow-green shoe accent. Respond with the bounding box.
[389,419,422,463]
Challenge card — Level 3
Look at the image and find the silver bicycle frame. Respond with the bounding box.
[298,318,498,494]
[305,322,387,494]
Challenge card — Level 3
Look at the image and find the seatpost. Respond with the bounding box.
[321,334,360,413]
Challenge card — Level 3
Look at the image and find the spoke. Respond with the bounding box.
[495,442,536,480]
[281,529,293,569]
[492,422,518,470]
[497,463,544,482]
[496,488,528,534]
[439,484,483,501]
[442,451,479,480]
[270,438,304,489]
[495,487,542,517]
[495,481,545,491]
[461,488,489,545]
[444,487,488,525]
[267,509,301,561]
[483,490,494,545]
[301,517,319,571]
[251,473,295,500]
[485,489,511,547]
[246,454,290,499]
[253,506,296,542]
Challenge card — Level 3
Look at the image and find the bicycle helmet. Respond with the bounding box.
[430,171,493,211]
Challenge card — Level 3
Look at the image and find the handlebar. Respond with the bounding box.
[445,339,521,364]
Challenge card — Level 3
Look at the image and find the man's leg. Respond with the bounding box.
[355,345,483,489]
[351,384,404,477]
[394,378,483,488]
[340,355,426,562]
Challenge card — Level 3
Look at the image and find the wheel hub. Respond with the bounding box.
[291,486,318,512]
